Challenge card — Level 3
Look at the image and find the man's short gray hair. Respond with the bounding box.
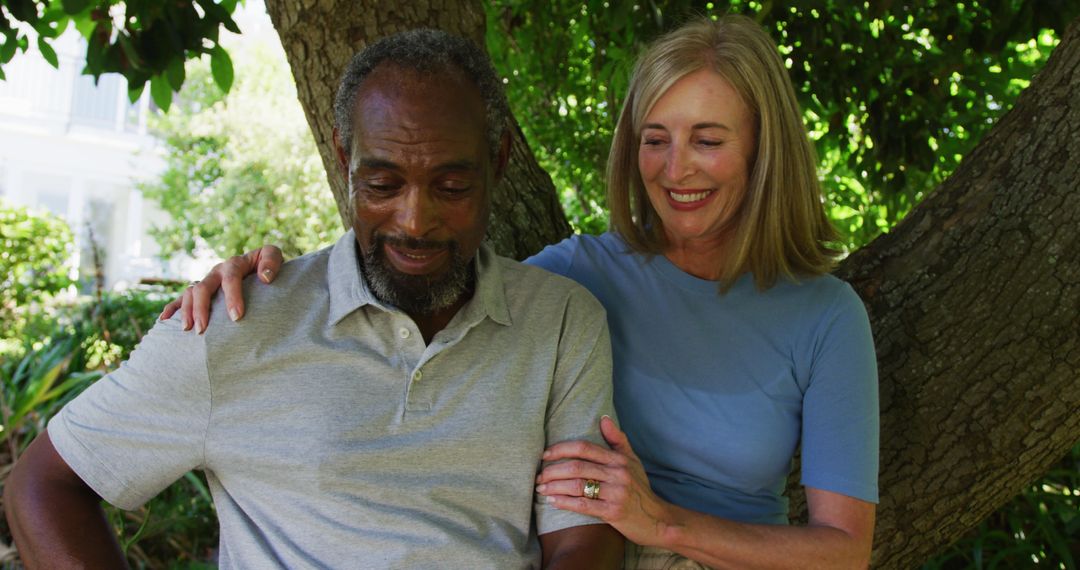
[333,28,511,162]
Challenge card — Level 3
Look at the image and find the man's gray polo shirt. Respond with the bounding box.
[49,230,615,569]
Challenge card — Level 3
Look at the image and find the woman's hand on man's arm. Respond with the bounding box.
[537,417,876,569]
[159,245,285,333]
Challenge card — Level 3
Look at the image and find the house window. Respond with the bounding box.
[70,73,122,128]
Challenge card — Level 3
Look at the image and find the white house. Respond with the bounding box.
[0,30,194,290]
[1,3,284,290]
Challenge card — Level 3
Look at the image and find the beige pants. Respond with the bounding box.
[624,542,713,570]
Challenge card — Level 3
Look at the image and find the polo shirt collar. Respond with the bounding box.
[460,241,513,327]
[326,230,512,328]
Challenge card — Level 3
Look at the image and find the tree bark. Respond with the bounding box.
[833,16,1080,567]
[263,0,570,261]
[266,1,1080,566]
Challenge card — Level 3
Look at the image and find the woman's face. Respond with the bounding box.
[637,69,756,249]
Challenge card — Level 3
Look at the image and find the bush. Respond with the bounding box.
[0,201,75,352]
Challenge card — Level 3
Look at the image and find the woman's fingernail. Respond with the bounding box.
[182,316,191,331]
[229,308,240,322]
[536,484,547,493]
[197,320,207,335]
[261,269,273,283]
[542,450,552,459]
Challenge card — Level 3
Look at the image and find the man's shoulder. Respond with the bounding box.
[206,244,335,328]
[253,246,334,296]
[493,253,606,319]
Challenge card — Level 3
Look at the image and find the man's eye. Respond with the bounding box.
[436,179,473,194]
[364,181,398,193]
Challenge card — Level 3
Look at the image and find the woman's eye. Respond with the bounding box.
[698,139,723,147]
[641,138,666,146]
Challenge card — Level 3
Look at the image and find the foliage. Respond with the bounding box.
[0,201,75,347]
[488,0,1074,247]
[138,40,339,259]
[0,283,184,459]
[922,441,1080,570]
[0,336,100,461]
[0,0,239,110]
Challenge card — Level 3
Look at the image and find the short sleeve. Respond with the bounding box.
[799,284,879,503]
[48,315,212,510]
[534,289,616,534]
[524,236,577,277]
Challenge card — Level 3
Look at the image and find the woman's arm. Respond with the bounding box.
[159,245,284,332]
[650,488,873,569]
[536,417,875,569]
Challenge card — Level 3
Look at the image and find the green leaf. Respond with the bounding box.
[150,73,172,112]
[52,13,70,38]
[196,0,240,34]
[128,81,145,103]
[72,12,95,38]
[12,354,68,422]
[0,66,5,81]
[61,0,91,16]
[117,34,145,71]
[0,34,18,64]
[165,55,185,91]
[210,45,233,93]
[7,0,39,23]
[37,6,68,38]
[220,13,241,35]
[84,33,104,74]
[37,37,58,68]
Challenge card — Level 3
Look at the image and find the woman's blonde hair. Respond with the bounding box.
[607,15,838,290]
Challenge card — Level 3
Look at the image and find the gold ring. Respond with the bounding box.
[583,479,601,500]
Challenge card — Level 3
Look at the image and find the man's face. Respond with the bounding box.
[341,65,494,316]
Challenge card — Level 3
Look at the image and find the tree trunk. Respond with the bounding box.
[835,16,1080,567]
[267,1,1080,566]
[263,0,571,261]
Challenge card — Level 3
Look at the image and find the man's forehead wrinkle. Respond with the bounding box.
[350,135,483,173]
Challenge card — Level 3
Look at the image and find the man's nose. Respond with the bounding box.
[397,187,439,237]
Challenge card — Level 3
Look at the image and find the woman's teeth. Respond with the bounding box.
[670,190,711,203]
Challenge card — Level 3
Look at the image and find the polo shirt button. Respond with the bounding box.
[398,328,410,339]
[412,370,423,382]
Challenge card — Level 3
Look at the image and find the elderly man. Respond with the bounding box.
[4,30,622,569]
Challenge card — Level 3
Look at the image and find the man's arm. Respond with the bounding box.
[4,432,128,569]
[540,525,624,569]
[534,283,622,569]
[7,312,213,569]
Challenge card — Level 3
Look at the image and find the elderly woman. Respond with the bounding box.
[165,15,878,568]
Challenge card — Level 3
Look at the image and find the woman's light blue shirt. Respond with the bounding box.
[527,232,879,524]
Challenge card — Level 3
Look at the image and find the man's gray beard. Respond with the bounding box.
[359,234,474,316]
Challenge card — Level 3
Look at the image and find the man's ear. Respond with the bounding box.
[493,129,511,184]
[332,127,350,177]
